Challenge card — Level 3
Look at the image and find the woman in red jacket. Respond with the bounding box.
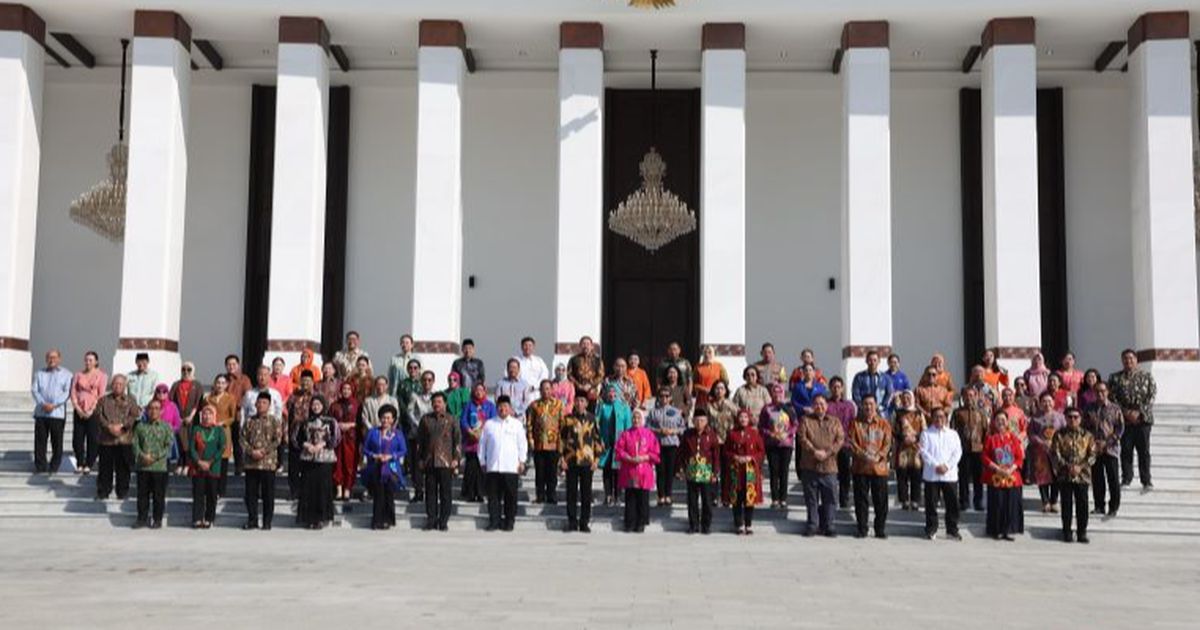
[983,411,1025,540]
[723,409,765,535]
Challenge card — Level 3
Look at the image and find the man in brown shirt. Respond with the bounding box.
[798,394,845,537]
[94,375,141,500]
[224,354,253,477]
[240,392,282,530]
[416,392,462,531]
[848,394,892,539]
[567,336,605,407]
[951,387,988,512]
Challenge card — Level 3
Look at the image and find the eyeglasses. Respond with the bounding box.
[182,367,193,372]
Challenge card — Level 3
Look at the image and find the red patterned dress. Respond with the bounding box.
[330,394,361,491]
[722,425,765,506]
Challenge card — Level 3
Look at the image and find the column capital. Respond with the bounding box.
[134,10,191,50]
[981,17,1035,54]
[1128,11,1190,54]
[560,22,603,49]
[279,16,330,52]
[419,19,466,49]
[702,23,745,50]
[841,21,888,49]
[0,3,44,45]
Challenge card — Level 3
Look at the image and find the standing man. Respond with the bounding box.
[752,343,787,388]
[241,391,282,530]
[132,398,173,528]
[478,396,528,531]
[559,395,602,532]
[285,371,316,498]
[1084,383,1124,517]
[675,410,721,534]
[919,408,963,540]
[451,339,485,392]
[848,394,891,539]
[516,337,550,397]
[1107,349,1156,491]
[851,350,894,416]
[31,349,72,475]
[495,358,534,417]
[224,355,253,477]
[94,375,140,500]
[1051,408,1097,543]
[332,331,370,379]
[387,334,417,396]
[241,366,283,428]
[526,381,564,504]
[825,377,857,508]
[951,387,988,512]
[797,395,844,537]
[656,341,693,390]
[568,336,604,407]
[416,392,462,531]
[126,352,159,408]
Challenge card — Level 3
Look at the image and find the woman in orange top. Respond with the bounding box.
[289,347,323,388]
[928,353,955,394]
[914,366,954,417]
[627,351,653,408]
[693,345,729,410]
[980,349,1009,390]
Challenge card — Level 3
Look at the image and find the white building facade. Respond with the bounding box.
[1,1,1199,402]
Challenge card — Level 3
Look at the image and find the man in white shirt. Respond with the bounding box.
[495,358,535,417]
[516,337,549,397]
[918,408,963,540]
[478,396,528,531]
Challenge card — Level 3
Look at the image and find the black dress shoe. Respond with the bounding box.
[422,522,435,531]
[438,523,448,531]
[700,525,710,535]
[854,531,867,539]
[150,521,162,529]
[132,520,147,529]
[1076,534,1090,544]
[262,523,272,531]
[565,521,578,533]
[822,530,837,539]
[485,524,498,532]
[875,531,888,540]
[802,528,816,538]
[1062,531,1074,543]
[579,523,591,533]
[242,522,258,530]
[946,532,962,541]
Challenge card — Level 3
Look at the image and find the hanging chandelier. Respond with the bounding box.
[607,50,696,253]
[627,0,678,8]
[70,38,129,242]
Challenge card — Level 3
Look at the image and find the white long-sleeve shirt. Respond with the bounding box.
[517,354,550,397]
[478,414,528,474]
[918,424,963,483]
[495,377,535,417]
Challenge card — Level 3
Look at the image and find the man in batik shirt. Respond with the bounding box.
[567,336,605,407]
[416,393,462,531]
[559,395,603,532]
[1051,408,1097,543]
[1084,383,1124,516]
[240,392,282,530]
[526,381,564,504]
[332,330,370,380]
[1107,349,1156,490]
[951,387,989,512]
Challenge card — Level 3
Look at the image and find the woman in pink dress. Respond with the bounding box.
[616,408,661,533]
[1056,352,1084,399]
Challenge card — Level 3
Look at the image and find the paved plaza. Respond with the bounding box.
[1,526,1197,629]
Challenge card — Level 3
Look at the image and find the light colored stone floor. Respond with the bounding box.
[1,526,1197,628]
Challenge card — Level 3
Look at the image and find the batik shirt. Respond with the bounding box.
[1107,369,1156,425]
[705,399,739,443]
[332,348,370,379]
[132,421,174,472]
[298,416,339,464]
[1084,401,1124,458]
[240,413,282,471]
[559,411,603,468]
[848,415,892,477]
[893,409,926,470]
[94,393,141,446]
[603,376,639,409]
[1050,426,1097,484]
[733,384,770,419]
[568,353,604,395]
[526,397,564,452]
[758,403,798,449]
[950,405,988,453]
[675,427,720,483]
[417,411,462,470]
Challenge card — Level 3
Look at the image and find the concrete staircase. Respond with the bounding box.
[1,392,1197,538]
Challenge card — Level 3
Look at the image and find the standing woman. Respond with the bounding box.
[983,411,1024,540]
[706,381,738,506]
[661,365,693,421]
[203,375,238,497]
[361,404,407,530]
[1028,392,1066,513]
[692,345,728,411]
[997,388,1029,442]
[297,395,340,529]
[1056,352,1084,399]
[928,353,956,395]
[350,356,374,403]
[550,364,576,410]
[615,408,660,533]
[790,364,828,416]
[893,390,926,510]
[723,410,765,535]
[443,371,471,420]
[595,383,632,506]
[169,362,202,472]
[915,366,953,418]
[289,347,323,389]
[1022,353,1051,398]
[759,383,798,509]
[647,387,685,507]
[1013,377,1038,419]
[733,366,770,419]
[459,382,495,503]
[1077,369,1103,412]
[189,404,226,529]
[1045,373,1070,411]
[70,351,107,474]
[316,362,340,402]
[269,357,294,404]
[980,349,1009,390]
[626,352,653,409]
[330,381,361,501]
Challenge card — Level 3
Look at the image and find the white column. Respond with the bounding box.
[700,23,748,388]
[553,23,604,369]
[1128,12,1200,403]
[980,18,1041,376]
[411,20,466,381]
[0,6,43,391]
[113,11,191,377]
[838,22,893,379]
[265,17,329,368]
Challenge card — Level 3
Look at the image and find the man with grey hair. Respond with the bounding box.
[32,349,72,475]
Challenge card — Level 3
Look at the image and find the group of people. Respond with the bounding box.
[29,331,1157,542]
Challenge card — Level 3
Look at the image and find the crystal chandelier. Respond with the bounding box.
[70,39,129,242]
[628,0,678,8]
[607,50,696,252]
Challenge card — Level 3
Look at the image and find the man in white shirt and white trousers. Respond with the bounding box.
[479,395,528,531]
[516,337,550,399]
[919,408,963,540]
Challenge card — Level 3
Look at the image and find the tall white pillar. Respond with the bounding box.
[838,21,893,379]
[1127,11,1200,403]
[700,23,748,388]
[980,17,1041,376]
[0,4,43,391]
[553,22,604,369]
[410,20,467,381]
[113,10,191,377]
[264,16,330,368]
